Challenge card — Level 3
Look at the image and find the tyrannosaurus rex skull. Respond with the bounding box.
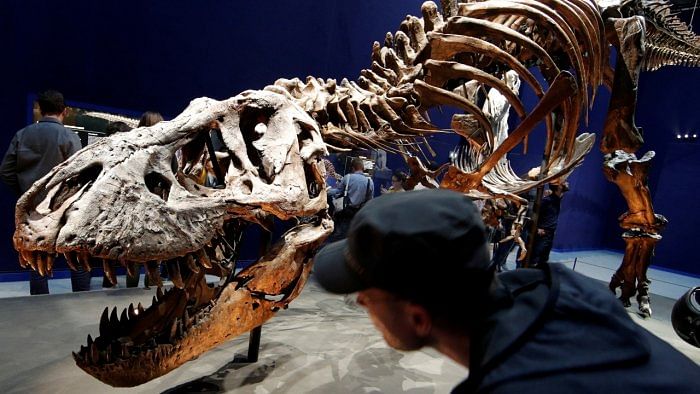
[13,90,333,386]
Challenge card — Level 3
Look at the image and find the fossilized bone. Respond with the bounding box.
[499,205,529,261]
[11,0,699,387]
[15,91,333,386]
[597,0,699,317]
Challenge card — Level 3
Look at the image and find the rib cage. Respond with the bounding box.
[268,0,606,198]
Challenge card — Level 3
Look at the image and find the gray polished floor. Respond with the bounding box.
[0,250,697,393]
[0,278,466,393]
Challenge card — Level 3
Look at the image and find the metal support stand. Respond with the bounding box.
[204,128,226,189]
[232,325,262,363]
[246,326,262,362]
[231,216,273,364]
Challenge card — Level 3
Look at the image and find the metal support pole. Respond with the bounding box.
[246,326,262,362]
[203,129,226,188]
[232,217,273,364]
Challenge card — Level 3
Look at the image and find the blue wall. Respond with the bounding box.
[1,1,698,275]
[637,64,700,275]
[0,0,425,271]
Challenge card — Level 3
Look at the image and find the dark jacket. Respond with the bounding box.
[454,264,699,393]
[537,193,562,232]
[0,117,81,196]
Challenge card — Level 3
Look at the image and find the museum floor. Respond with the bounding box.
[0,250,697,393]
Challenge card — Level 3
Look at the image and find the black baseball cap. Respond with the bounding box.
[315,189,493,304]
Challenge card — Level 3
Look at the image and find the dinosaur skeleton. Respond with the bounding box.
[11,0,699,387]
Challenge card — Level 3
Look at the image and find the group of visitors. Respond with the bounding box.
[326,154,416,241]
[0,90,163,294]
[484,182,570,272]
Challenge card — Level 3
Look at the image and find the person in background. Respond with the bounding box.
[322,157,342,217]
[381,170,407,194]
[322,157,341,188]
[138,111,164,128]
[529,182,569,267]
[314,190,699,393]
[126,111,165,288]
[0,90,91,294]
[327,157,374,241]
[104,121,132,135]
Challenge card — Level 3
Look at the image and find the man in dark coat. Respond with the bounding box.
[0,90,91,294]
[314,189,698,393]
[530,182,568,266]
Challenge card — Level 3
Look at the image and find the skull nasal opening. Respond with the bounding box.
[48,164,103,211]
[145,172,171,201]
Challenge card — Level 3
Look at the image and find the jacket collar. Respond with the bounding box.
[38,116,63,125]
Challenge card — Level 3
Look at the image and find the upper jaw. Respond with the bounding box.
[13,138,329,264]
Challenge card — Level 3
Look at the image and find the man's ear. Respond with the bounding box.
[408,303,432,337]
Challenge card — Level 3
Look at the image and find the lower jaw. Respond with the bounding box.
[76,217,333,387]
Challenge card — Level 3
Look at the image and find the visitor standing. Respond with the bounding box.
[327,157,374,241]
[0,90,91,294]
[530,182,569,267]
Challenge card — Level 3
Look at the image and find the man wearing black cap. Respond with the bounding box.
[315,189,698,393]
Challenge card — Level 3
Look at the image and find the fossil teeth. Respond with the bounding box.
[169,318,179,341]
[64,252,78,271]
[21,250,36,271]
[18,252,28,269]
[46,253,55,276]
[146,261,163,288]
[90,342,100,364]
[126,261,137,278]
[185,254,200,273]
[103,259,116,285]
[110,307,120,330]
[120,308,128,324]
[99,307,110,338]
[197,249,213,269]
[156,286,164,300]
[36,252,47,276]
[78,252,92,272]
[128,303,136,319]
[167,260,184,289]
[177,319,184,337]
[137,302,144,314]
